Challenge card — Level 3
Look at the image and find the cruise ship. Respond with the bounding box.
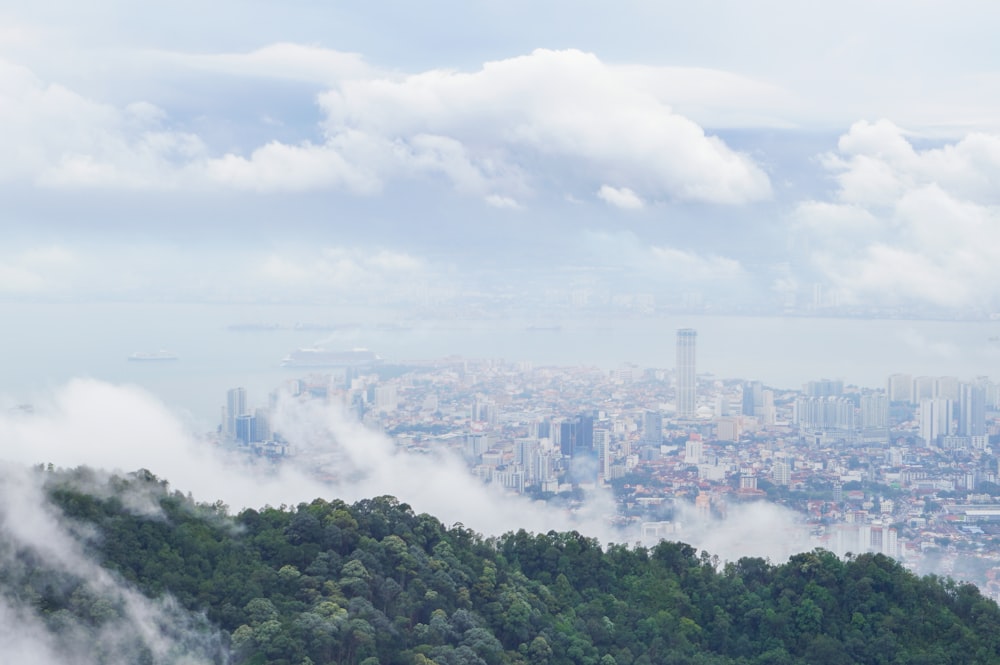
[280,347,382,368]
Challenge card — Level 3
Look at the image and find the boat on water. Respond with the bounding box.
[128,350,179,362]
[281,347,382,368]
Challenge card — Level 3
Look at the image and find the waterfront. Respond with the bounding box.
[4,301,1000,428]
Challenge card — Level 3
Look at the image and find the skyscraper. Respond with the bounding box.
[225,387,247,437]
[676,328,697,418]
[958,382,986,437]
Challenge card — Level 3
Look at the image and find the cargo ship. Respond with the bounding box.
[128,350,178,362]
[280,347,382,368]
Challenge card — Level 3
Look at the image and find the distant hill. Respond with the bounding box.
[10,465,1000,665]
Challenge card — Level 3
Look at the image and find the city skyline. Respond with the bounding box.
[5,3,1000,661]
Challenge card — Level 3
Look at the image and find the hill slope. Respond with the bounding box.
[9,466,1000,665]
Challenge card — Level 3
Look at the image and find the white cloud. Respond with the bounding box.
[0,48,772,206]
[0,246,80,295]
[255,246,437,304]
[582,231,746,285]
[158,42,374,85]
[0,243,440,305]
[0,378,812,565]
[0,460,223,663]
[795,121,1000,308]
[649,245,745,282]
[597,185,644,210]
[317,48,771,205]
[200,140,378,193]
[484,194,521,209]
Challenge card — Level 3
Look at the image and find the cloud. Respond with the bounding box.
[200,140,378,193]
[0,377,817,572]
[316,48,771,205]
[0,243,442,304]
[583,232,744,283]
[794,120,1000,308]
[671,501,808,563]
[649,245,745,282]
[0,379,617,543]
[0,246,80,295]
[597,185,644,210]
[256,247,436,304]
[158,42,375,85]
[0,461,223,663]
[0,48,771,207]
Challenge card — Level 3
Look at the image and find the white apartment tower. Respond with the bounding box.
[676,328,697,418]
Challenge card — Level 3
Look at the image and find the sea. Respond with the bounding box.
[4,301,1000,431]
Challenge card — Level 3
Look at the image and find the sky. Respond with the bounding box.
[2,7,998,649]
[4,1,1000,311]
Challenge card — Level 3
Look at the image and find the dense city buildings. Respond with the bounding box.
[220,337,1000,600]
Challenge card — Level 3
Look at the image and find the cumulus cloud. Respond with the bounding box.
[794,120,1000,308]
[315,48,772,205]
[0,48,771,206]
[597,185,644,210]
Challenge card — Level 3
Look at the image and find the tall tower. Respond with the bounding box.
[225,387,247,437]
[676,328,697,418]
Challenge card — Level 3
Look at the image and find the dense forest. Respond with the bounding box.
[10,466,1000,664]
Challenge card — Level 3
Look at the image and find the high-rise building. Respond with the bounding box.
[804,379,843,398]
[860,392,889,429]
[936,376,960,401]
[887,374,913,403]
[772,461,791,486]
[676,328,697,418]
[958,382,986,437]
[741,381,762,417]
[560,414,594,458]
[912,376,937,402]
[594,429,611,481]
[641,411,663,446]
[684,438,703,464]
[225,387,247,437]
[920,398,952,444]
[235,413,256,445]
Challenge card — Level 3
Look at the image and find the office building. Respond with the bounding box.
[742,381,762,417]
[641,411,663,445]
[559,414,594,458]
[676,328,697,418]
[235,413,256,445]
[920,398,952,445]
[887,374,913,403]
[225,387,247,437]
[804,379,843,398]
[860,392,889,429]
[958,382,986,437]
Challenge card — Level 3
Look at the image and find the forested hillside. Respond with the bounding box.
[15,467,1000,665]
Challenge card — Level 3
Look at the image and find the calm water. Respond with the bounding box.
[3,302,1000,429]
